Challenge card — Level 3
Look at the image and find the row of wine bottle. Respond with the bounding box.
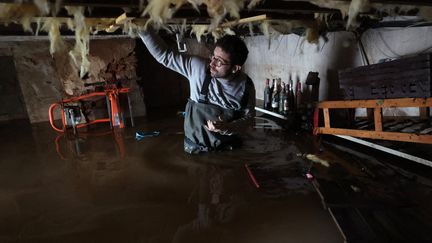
[263,78,303,115]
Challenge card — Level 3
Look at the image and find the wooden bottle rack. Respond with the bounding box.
[314,98,432,144]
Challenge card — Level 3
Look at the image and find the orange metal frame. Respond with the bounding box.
[49,87,130,132]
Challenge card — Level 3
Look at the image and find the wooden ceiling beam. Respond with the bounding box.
[283,0,432,6]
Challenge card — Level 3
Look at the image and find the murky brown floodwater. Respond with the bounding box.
[0,113,343,243]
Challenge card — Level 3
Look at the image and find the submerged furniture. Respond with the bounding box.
[49,86,134,133]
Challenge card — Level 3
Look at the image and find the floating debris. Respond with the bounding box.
[306,154,330,167]
[135,131,160,140]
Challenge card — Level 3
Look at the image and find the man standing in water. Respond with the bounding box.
[139,29,255,154]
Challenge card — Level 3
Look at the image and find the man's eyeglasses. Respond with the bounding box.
[209,54,231,67]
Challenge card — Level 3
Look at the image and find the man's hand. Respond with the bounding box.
[204,116,232,135]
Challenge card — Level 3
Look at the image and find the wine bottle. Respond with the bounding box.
[271,79,280,112]
[263,78,271,110]
[279,82,287,114]
[296,80,302,109]
[289,78,295,112]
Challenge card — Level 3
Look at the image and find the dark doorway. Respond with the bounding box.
[134,39,190,114]
[0,56,29,121]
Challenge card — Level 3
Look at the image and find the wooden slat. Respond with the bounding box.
[387,121,415,132]
[324,108,330,128]
[317,98,432,109]
[316,127,432,144]
[420,127,432,135]
[400,122,428,133]
[382,119,400,129]
[374,108,382,132]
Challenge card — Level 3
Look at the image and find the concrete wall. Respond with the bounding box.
[0,38,146,123]
[0,56,28,121]
[0,41,64,123]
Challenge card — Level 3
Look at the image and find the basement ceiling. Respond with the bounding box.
[0,0,431,38]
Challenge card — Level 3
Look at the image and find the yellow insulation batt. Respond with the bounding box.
[347,0,370,29]
[41,18,65,55]
[191,24,209,42]
[311,0,370,30]
[141,0,263,30]
[141,0,187,28]
[33,0,50,15]
[65,6,90,79]
[0,3,39,32]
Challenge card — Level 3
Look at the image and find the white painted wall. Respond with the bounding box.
[243,32,363,102]
[361,26,432,64]
[360,26,432,116]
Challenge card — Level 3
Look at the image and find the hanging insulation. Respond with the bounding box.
[221,0,243,19]
[191,24,209,42]
[0,3,39,32]
[205,0,246,29]
[33,0,50,15]
[20,13,34,32]
[346,0,370,30]
[140,0,252,32]
[141,0,187,29]
[41,18,65,55]
[311,0,350,18]
[65,6,90,79]
[315,12,332,27]
[122,21,139,37]
[66,18,74,30]
[53,0,63,16]
[139,0,145,11]
[87,18,114,33]
[247,0,262,10]
[305,27,319,44]
[247,22,254,36]
[35,17,41,35]
[211,27,235,40]
[259,20,271,39]
[204,0,225,18]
